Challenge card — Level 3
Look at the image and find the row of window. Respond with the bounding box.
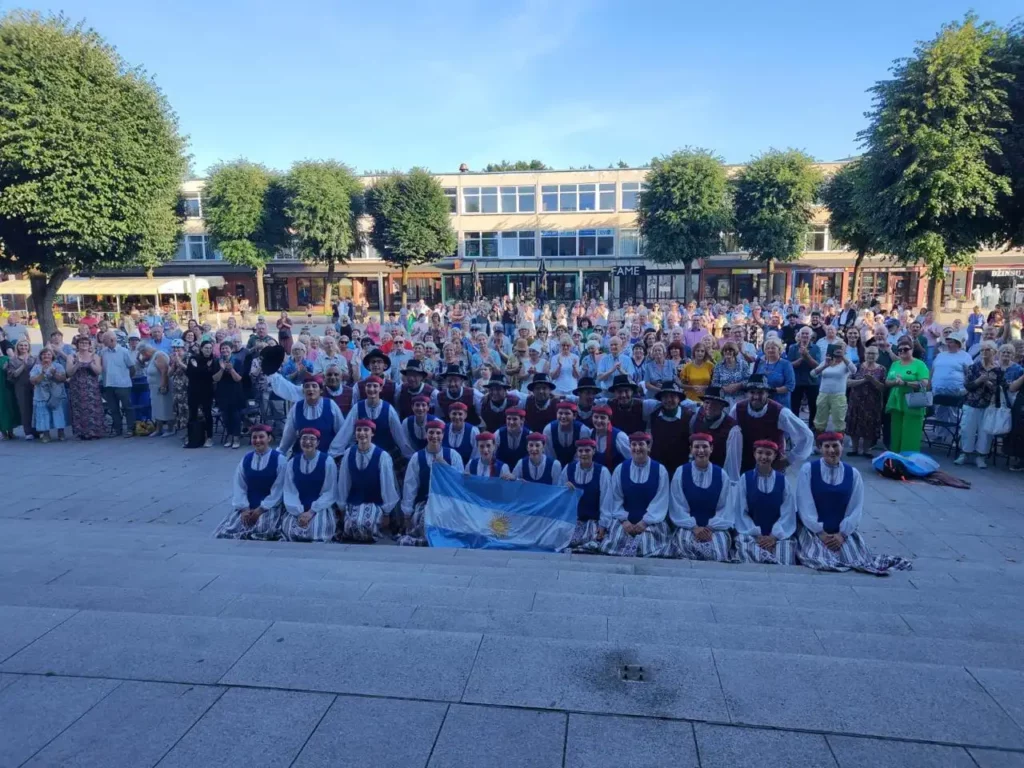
[463,229,643,259]
[447,182,648,215]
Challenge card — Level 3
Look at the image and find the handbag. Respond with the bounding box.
[904,390,933,408]
[982,385,1012,436]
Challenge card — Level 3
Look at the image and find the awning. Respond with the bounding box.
[0,276,225,296]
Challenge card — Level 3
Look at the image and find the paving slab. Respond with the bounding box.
[565,714,698,768]
[826,735,976,767]
[462,634,729,721]
[0,605,76,662]
[902,614,1024,644]
[427,704,565,768]
[293,695,446,768]
[970,668,1024,729]
[362,582,536,611]
[221,621,480,701]
[23,680,224,768]
[695,723,836,768]
[0,675,120,767]
[407,605,607,640]
[0,583,236,617]
[201,572,373,601]
[0,672,21,692]
[816,629,1024,670]
[48,565,220,591]
[714,649,1024,748]
[219,594,415,628]
[470,571,624,596]
[156,687,334,768]
[609,615,825,654]
[711,603,914,635]
[970,749,1024,767]
[0,610,270,684]
[532,590,715,621]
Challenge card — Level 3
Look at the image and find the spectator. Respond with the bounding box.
[65,335,105,440]
[29,347,67,442]
[846,345,887,456]
[6,338,35,439]
[99,330,136,438]
[187,339,220,448]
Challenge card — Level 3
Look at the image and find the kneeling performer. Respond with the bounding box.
[466,432,513,478]
[559,438,611,550]
[336,418,400,542]
[399,420,464,545]
[731,439,797,565]
[281,427,338,542]
[215,423,285,540]
[669,433,733,561]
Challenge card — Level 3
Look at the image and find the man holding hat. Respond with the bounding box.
[402,394,436,454]
[591,431,672,557]
[434,363,483,426]
[731,373,813,475]
[669,433,733,561]
[512,432,560,484]
[543,401,592,465]
[607,373,646,435]
[647,380,691,478]
[395,358,435,420]
[496,407,530,469]
[560,438,612,550]
[215,423,286,540]
[479,372,521,432]
[466,432,513,478]
[522,372,559,433]
[281,427,338,542]
[442,402,480,465]
[336,418,400,542]
[399,420,464,545]
[731,439,798,564]
[796,432,912,574]
[356,349,396,402]
[689,386,742,481]
[277,373,348,458]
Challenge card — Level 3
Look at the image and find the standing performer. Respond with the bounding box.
[479,373,520,432]
[522,373,559,433]
[495,407,529,469]
[394,359,435,420]
[543,401,592,465]
[434,364,483,426]
[669,433,733,561]
[590,405,630,471]
[273,374,348,458]
[647,381,691,479]
[572,377,601,429]
[796,432,913,575]
[442,402,479,465]
[322,364,354,418]
[731,439,798,565]
[338,375,411,459]
[281,427,338,542]
[402,395,435,453]
[465,432,513,478]
[336,418,401,542]
[512,433,561,484]
[215,423,285,540]
[559,439,612,550]
[688,386,742,481]
[607,374,646,434]
[356,349,396,402]
[399,420,464,545]
[732,374,813,474]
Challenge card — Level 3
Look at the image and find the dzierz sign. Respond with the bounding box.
[612,266,645,277]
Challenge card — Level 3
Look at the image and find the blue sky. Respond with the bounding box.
[15,0,1022,175]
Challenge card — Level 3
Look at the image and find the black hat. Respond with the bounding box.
[745,373,773,391]
[654,381,685,400]
[485,373,509,389]
[701,385,730,405]
[610,374,641,395]
[259,345,286,376]
[526,373,554,391]
[573,376,601,395]
[401,359,426,376]
[441,363,468,380]
[363,348,391,369]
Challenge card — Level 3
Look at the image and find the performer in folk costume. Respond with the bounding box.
[465,432,513,478]
[335,418,401,542]
[688,386,742,481]
[442,402,480,465]
[399,420,464,546]
[607,374,646,435]
[543,401,592,465]
[589,405,630,472]
[215,423,285,540]
[730,439,797,565]
[479,373,521,432]
[281,427,338,542]
[512,432,561,484]
[495,407,529,469]
[394,359,434,420]
[646,380,692,478]
[559,438,612,550]
[669,433,733,561]
[572,377,601,429]
[401,395,435,454]
[796,432,913,575]
[322,363,355,418]
[272,373,348,458]
[589,432,672,558]
[434,364,483,426]
[731,373,813,474]
[338,374,411,506]
[355,349,396,402]
[522,373,559,433]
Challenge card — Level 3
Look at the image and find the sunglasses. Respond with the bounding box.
[897,347,911,353]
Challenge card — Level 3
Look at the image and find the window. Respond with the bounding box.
[578,229,615,256]
[183,195,201,218]
[464,231,499,258]
[500,231,535,258]
[621,182,648,210]
[296,278,326,307]
[541,231,560,258]
[619,228,644,256]
[599,183,615,210]
[444,187,457,214]
[559,184,578,212]
[463,187,498,214]
[539,183,613,212]
[542,185,558,212]
[805,227,828,251]
[721,232,742,253]
[179,234,220,261]
[500,186,535,213]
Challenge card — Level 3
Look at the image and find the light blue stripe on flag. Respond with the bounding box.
[425,463,580,551]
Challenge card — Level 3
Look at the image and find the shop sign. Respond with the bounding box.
[611,265,646,277]
[811,268,845,273]
[731,268,762,275]
[991,269,1024,278]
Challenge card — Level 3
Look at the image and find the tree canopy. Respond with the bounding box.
[991,21,1024,249]
[637,149,732,301]
[0,11,187,337]
[819,161,882,300]
[483,160,548,172]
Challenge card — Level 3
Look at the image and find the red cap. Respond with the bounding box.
[448,402,468,412]
[592,405,613,416]
[689,432,714,444]
[556,401,577,412]
[476,431,496,442]
[816,431,845,444]
[412,395,431,405]
[527,432,547,443]
[425,420,445,431]
[298,427,321,439]
[506,408,526,418]
[753,439,779,452]
[575,438,596,449]
[628,432,651,443]
[354,418,376,431]
[364,375,384,386]
[249,423,272,434]
[303,374,324,387]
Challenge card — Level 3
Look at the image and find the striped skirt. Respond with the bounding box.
[673,529,732,562]
[340,503,386,543]
[396,502,428,547]
[567,520,601,552]
[797,528,913,576]
[280,508,336,543]
[213,506,282,541]
[732,534,796,565]
[589,520,673,558]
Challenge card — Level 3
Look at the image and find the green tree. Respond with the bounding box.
[282,161,364,313]
[483,160,548,172]
[0,11,186,338]
[819,162,882,302]
[991,21,1024,249]
[364,168,457,308]
[637,149,732,302]
[203,160,287,313]
[858,15,1011,309]
[733,149,822,298]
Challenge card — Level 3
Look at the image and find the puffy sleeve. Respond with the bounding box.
[326,401,349,458]
[641,464,670,526]
[837,467,865,536]
[707,478,732,531]
[774,476,798,540]
[607,465,626,522]
[279,403,299,456]
[389,404,413,457]
[668,468,695,528]
[231,458,250,511]
[779,407,814,465]
[312,460,337,513]
[267,373,304,402]
[731,476,756,536]
[795,462,822,533]
[378,450,401,510]
[336,448,353,504]
[598,466,614,526]
[725,425,743,482]
[401,455,420,516]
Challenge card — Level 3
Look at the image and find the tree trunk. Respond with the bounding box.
[764,259,774,301]
[850,251,865,303]
[324,257,335,316]
[255,266,267,313]
[401,264,409,309]
[29,268,71,342]
[683,260,692,303]
[145,266,155,279]
[929,276,943,313]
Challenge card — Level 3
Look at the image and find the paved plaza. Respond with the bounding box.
[1,437,1024,767]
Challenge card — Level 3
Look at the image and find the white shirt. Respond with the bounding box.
[337,398,412,457]
[231,449,286,511]
[444,423,480,461]
[401,449,465,515]
[279,397,349,458]
[689,409,744,482]
[336,445,400,511]
[609,459,670,526]
[668,462,732,530]
[731,470,797,539]
[592,427,631,464]
[796,459,864,536]
[558,462,613,526]
[283,451,338,515]
[513,456,561,484]
[931,350,972,391]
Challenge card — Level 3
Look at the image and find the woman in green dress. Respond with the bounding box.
[885,338,931,453]
[0,351,18,439]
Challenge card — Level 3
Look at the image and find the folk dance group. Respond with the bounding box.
[214,348,911,575]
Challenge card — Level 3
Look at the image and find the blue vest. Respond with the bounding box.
[809,460,854,534]
[621,458,662,524]
[496,427,528,469]
[415,447,453,506]
[443,424,474,464]
[744,469,785,535]
[679,463,724,527]
[346,446,383,506]
[567,460,602,522]
[595,428,626,471]
[357,400,396,453]
[549,420,583,465]
[404,417,428,453]
[292,451,328,512]
[520,456,556,485]
[467,457,505,477]
[293,400,336,453]
[243,450,279,509]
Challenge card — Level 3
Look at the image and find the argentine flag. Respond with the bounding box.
[425,463,580,551]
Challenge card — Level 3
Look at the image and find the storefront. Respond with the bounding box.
[792,269,844,303]
[971,269,1024,309]
[703,269,785,304]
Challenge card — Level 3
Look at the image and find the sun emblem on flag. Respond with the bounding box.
[489,513,511,539]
